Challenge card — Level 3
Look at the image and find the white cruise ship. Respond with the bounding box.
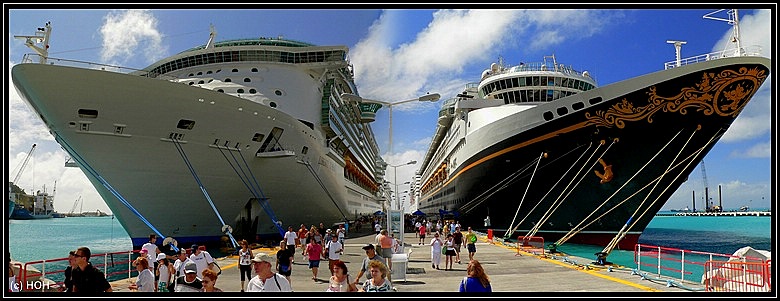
[12,23,389,248]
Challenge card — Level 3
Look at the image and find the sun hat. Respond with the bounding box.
[156,253,166,261]
[251,253,274,263]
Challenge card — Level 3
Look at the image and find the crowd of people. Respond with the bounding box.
[11,217,491,293]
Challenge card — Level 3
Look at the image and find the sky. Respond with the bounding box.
[5,6,775,215]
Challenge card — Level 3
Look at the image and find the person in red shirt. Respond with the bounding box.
[418,224,427,245]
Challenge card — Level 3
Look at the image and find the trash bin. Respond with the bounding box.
[390,253,408,282]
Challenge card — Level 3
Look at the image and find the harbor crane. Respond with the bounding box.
[69,195,82,215]
[11,143,37,186]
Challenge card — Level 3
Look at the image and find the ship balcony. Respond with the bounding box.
[358,101,383,123]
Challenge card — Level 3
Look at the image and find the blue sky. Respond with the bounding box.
[6,7,774,214]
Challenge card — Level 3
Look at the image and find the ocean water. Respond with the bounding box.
[8,213,772,272]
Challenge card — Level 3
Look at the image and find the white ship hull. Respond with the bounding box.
[12,63,383,247]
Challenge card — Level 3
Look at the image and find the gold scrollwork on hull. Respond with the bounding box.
[585,66,768,129]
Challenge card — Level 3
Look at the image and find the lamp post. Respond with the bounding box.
[390,161,416,211]
[340,92,441,159]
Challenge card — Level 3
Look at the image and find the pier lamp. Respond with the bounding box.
[390,162,416,211]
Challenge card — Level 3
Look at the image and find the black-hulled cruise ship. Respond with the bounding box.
[412,9,770,251]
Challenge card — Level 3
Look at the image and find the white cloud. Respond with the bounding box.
[730,141,771,158]
[100,10,167,65]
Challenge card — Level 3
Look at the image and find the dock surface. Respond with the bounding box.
[107,229,710,294]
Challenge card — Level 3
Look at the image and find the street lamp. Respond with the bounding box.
[390,161,416,211]
[340,92,441,158]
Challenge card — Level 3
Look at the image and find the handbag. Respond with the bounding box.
[210,261,222,275]
[441,248,447,255]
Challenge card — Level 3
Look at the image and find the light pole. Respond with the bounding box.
[340,92,441,159]
[391,162,416,211]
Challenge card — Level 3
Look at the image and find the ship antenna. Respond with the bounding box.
[703,9,743,56]
[14,21,52,64]
[205,23,217,49]
[666,40,687,67]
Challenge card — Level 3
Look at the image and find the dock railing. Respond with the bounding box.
[635,243,771,291]
[13,249,150,292]
[516,235,545,256]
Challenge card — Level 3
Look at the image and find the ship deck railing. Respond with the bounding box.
[663,45,763,70]
[17,53,180,80]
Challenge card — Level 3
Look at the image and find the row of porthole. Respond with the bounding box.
[188,77,253,85]
[542,96,602,121]
[187,67,263,77]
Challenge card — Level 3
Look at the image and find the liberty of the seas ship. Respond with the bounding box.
[412,9,770,254]
[12,23,392,249]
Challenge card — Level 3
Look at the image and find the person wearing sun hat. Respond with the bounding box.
[353,243,385,286]
[156,252,174,292]
[246,253,293,292]
[189,243,214,279]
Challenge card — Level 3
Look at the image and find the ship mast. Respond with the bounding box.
[703,9,743,56]
[205,24,217,49]
[14,21,52,64]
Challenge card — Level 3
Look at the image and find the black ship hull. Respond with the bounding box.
[417,58,770,250]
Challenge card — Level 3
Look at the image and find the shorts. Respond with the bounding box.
[419,234,426,240]
[381,248,393,258]
[455,243,462,252]
[308,259,320,269]
[467,244,476,253]
[445,249,456,256]
[279,263,292,276]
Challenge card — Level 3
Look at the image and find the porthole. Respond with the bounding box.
[556,107,568,116]
[189,82,194,85]
[543,111,554,121]
[270,102,277,108]
[249,89,257,94]
[232,68,239,72]
[198,80,205,84]
[217,89,224,93]
[244,78,251,82]
[188,73,194,76]
[197,72,203,75]
[206,70,213,74]
[274,90,283,96]
[225,78,232,82]
[251,68,258,72]
[237,89,245,93]
[588,97,603,105]
[572,102,584,110]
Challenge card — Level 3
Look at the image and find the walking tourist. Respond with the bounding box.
[418,222,427,245]
[156,253,174,292]
[458,260,492,292]
[129,257,155,292]
[444,234,456,270]
[189,244,215,279]
[452,226,463,264]
[378,229,394,272]
[353,244,385,285]
[172,248,192,287]
[284,226,297,252]
[358,260,391,292]
[200,268,223,292]
[297,224,308,249]
[325,260,358,292]
[303,237,323,281]
[246,253,293,292]
[464,227,478,261]
[276,240,294,286]
[325,234,343,276]
[430,232,443,270]
[170,261,202,292]
[237,239,253,292]
[71,246,113,293]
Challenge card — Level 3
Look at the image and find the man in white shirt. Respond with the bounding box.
[141,234,160,273]
[170,261,202,292]
[188,244,214,279]
[246,253,292,292]
[283,226,297,252]
[324,235,343,276]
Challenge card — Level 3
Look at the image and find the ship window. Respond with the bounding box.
[237,89,245,93]
[562,77,569,88]
[249,89,257,94]
[572,102,584,110]
[557,107,568,116]
[252,133,265,142]
[511,77,518,88]
[78,109,98,118]
[301,146,309,155]
[588,97,603,105]
[80,123,90,131]
[197,72,203,75]
[270,102,277,108]
[208,79,213,83]
[275,90,283,96]
[216,69,221,73]
[198,80,205,84]
[115,126,124,134]
[189,82,194,85]
[518,77,526,87]
[555,77,561,86]
[543,111,554,121]
[225,78,232,82]
[259,127,284,152]
[206,70,212,74]
[177,119,196,130]
[244,78,251,82]
[499,79,506,90]
[532,76,540,86]
[188,73,194,76]
[217,89,224,93]
[232,68,239,72]
[541,76,547,86]
[251,68,258,72]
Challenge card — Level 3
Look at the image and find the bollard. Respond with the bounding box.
[487,229,493,243]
